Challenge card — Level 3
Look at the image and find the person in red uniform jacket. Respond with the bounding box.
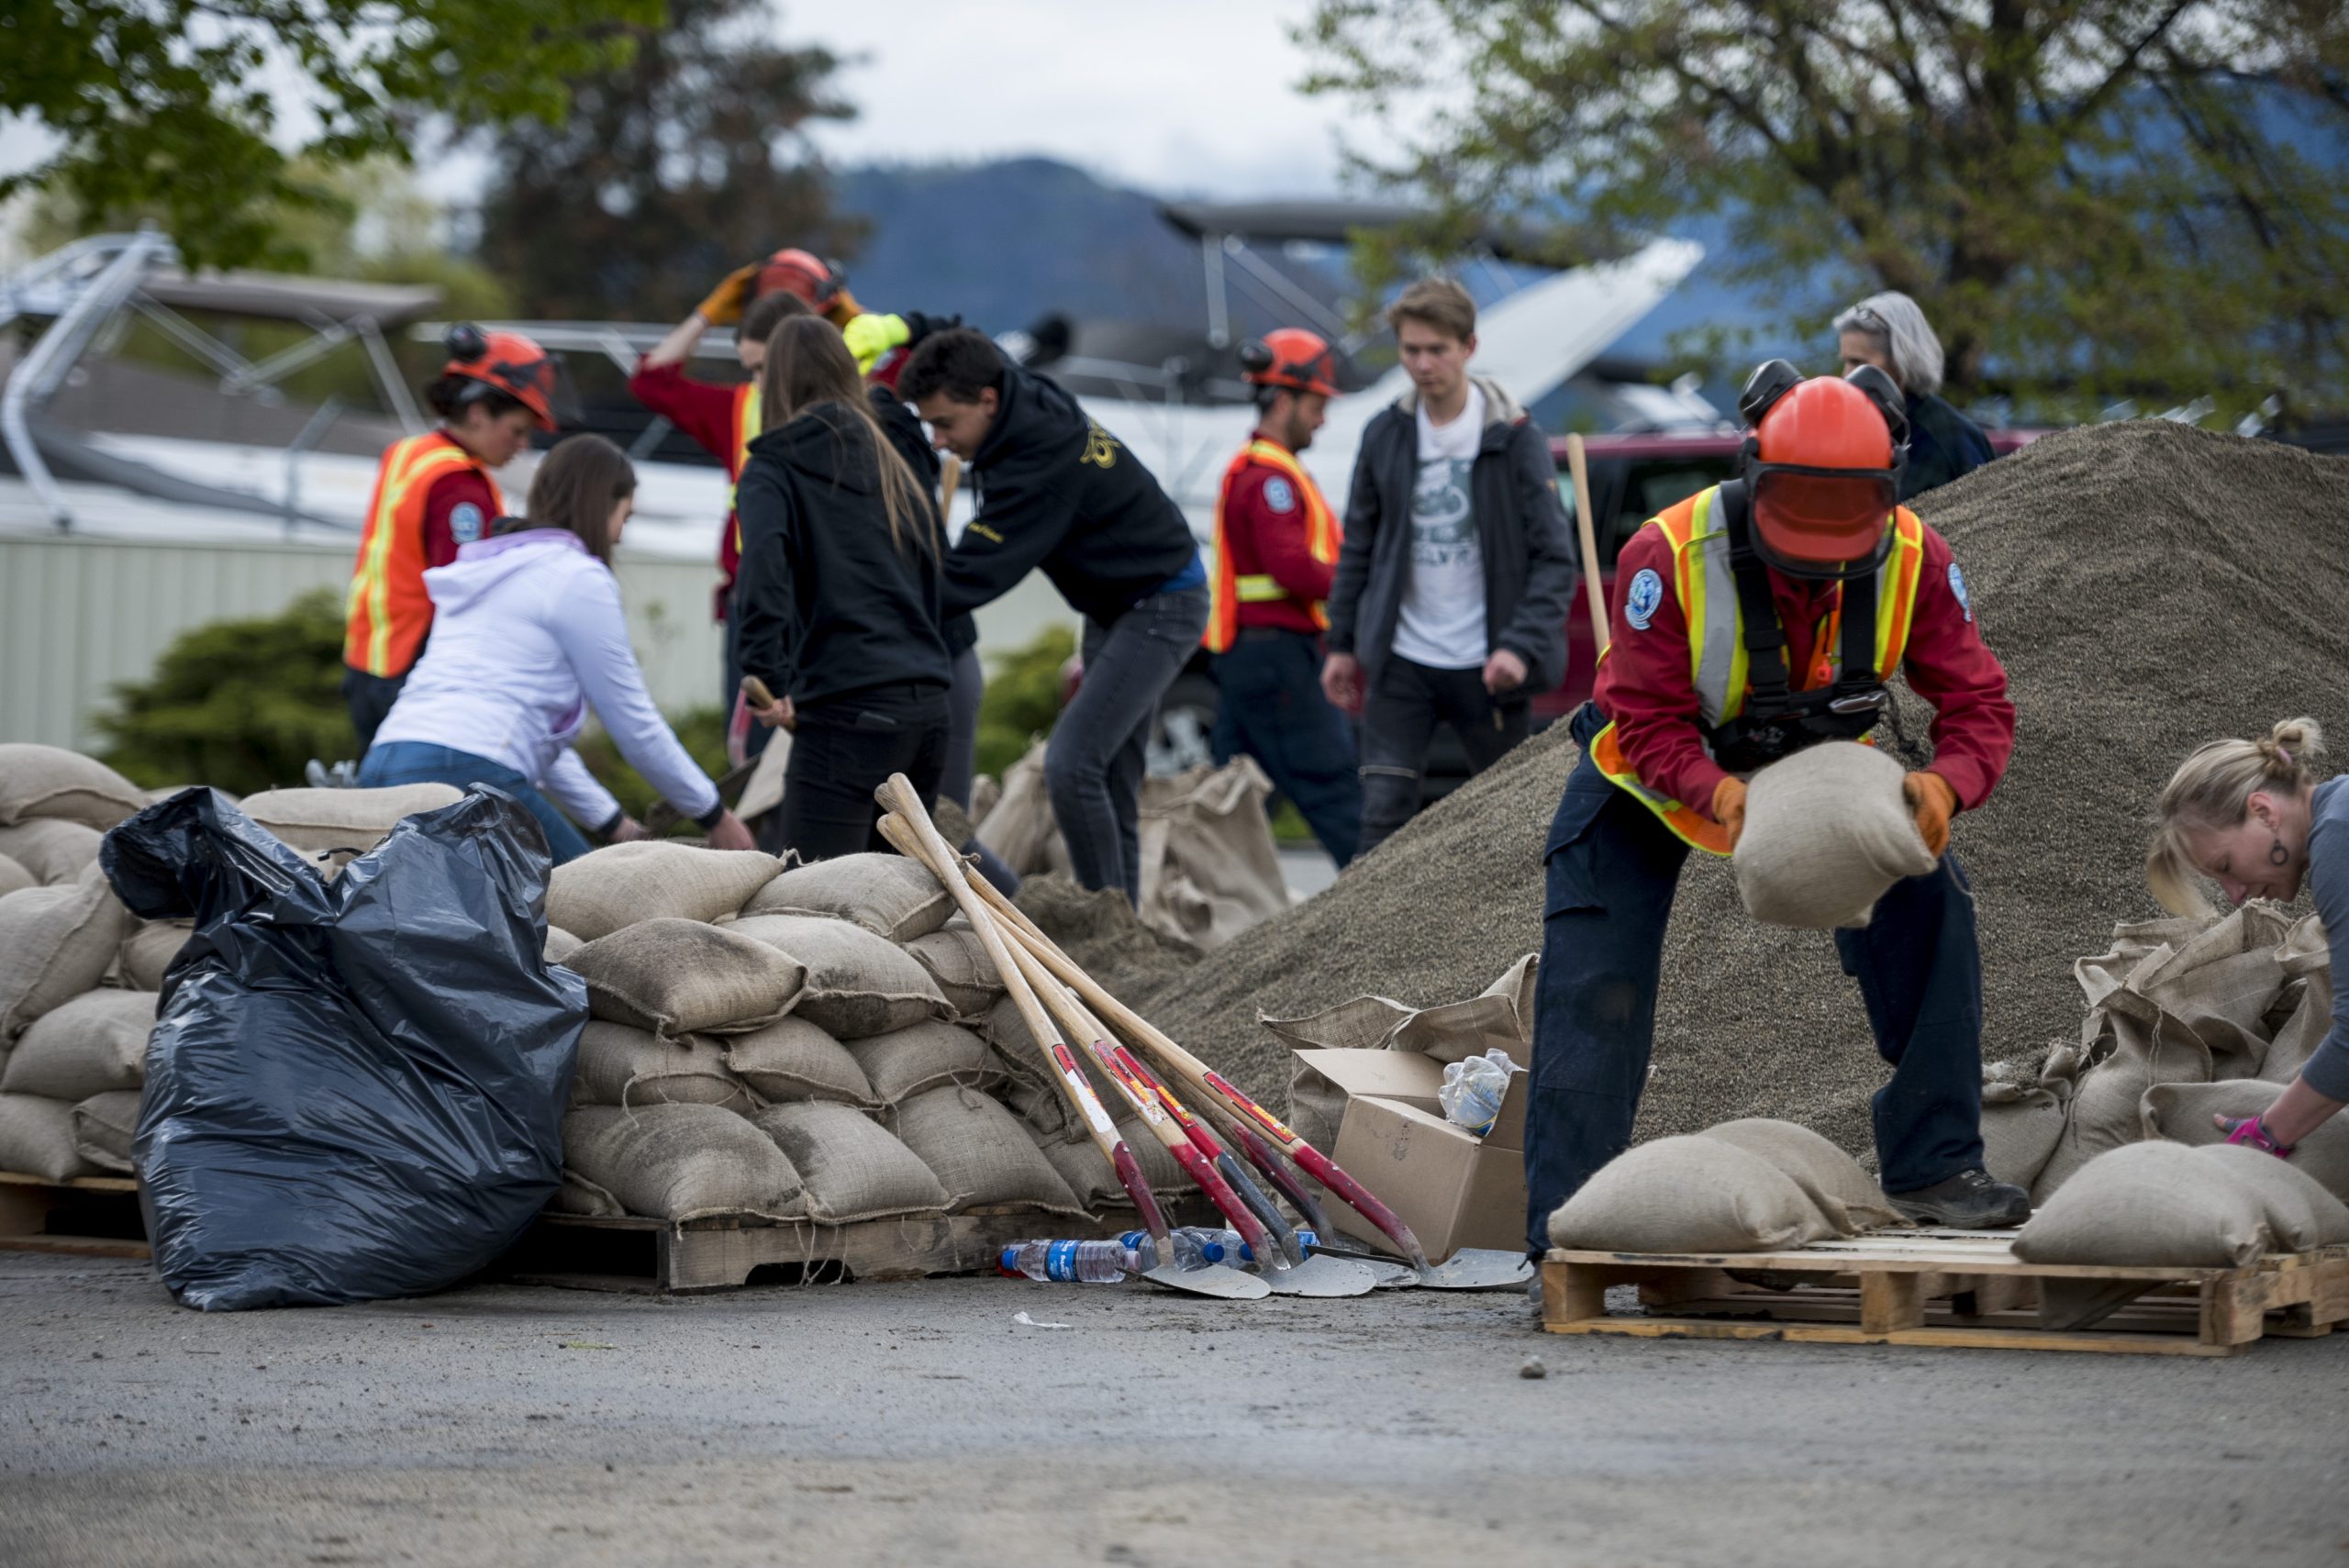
[1524,362,2026,1260]
[1205,328,1362,866]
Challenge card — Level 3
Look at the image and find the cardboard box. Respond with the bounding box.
[1293,1048,1528,1260]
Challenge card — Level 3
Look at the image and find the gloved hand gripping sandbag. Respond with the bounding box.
[101,786,587,1311]
[1731,741,1938,929]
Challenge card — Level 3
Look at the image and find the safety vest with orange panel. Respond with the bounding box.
[344,431,507,678]
[1205,438,1341,652]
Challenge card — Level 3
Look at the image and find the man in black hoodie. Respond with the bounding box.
[902,328,1206,903]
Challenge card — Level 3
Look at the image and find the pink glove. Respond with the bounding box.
[2221,1116,2294,1158]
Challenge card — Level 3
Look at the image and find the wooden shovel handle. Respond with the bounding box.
[1565,432,1609,661]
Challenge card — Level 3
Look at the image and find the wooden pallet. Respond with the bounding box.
[501,1206,1164,1294]
[0,1171,150,1260]
[1542,1228,2349,1357]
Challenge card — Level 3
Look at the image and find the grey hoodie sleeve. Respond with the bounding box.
[1492,420,1581,686]
[2299,802,2349,1101]
[1324,429,1385,656]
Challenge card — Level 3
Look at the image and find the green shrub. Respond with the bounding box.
[974,623,1076,780]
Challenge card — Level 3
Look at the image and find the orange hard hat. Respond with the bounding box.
[1241,328,1340,398]
[1738,361,1905,577]
[757,248,842,308]
[441,324,563,432]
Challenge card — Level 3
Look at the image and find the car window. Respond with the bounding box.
[1557,455,1737,569]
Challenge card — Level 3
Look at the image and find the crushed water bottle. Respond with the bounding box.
[1438,1049,1520,1136]
[1119,1227,1319,1269]
[998,1239,1141,1283]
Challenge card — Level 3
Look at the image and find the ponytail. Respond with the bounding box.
[2146,717,2326,914]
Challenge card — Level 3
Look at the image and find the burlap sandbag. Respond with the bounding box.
[569,1021,755,1110]
[1733,742,1936,929]
[742,852,953,942]
[722,1017,874,1104]
[1262,954,1536,1065]
[2126,906,2291,1077]
[0,854,32,901]
[548,1167,627,1218]
[543,926,584,965]
[903,925,1003,1018]
[0,868,136,1039]
[2032,1012,2212,1201]
[974,740,1061,877]
[0,1093,95,1181]
[564,918,806,1039]
[2258,981,2332,1085]
[751,1101,948,1222]
[118,921,193,991]
[730,914,952,1039]
[849,1019,1001,1103]
[0,745,148,829]
[2141,1081,2349,1200]
[1547,1135,1837,1253]
[2198,1142,2349,1251]
[1980,1084,2068,1190]
[239,784,463,857]
[1029,1118,1197,1204]
[890,1084,1086,1215]
[1001,1071,1073,1143]
[1698,1118,1900,1233]
[71,1089,140,1174]
[547,842,785,941]
[0,818,102,885]
[562,1104,806,1221]
[2014,1141,2276,1267]
[1029,1123,1123,1209]
[1133,756,1290,951]
[1,989,156,1100]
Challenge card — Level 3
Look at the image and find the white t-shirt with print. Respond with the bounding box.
[1390,382,1487,671]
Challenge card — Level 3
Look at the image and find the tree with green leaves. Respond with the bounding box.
[1299,2,2349,417]
[473,0,856,321]
[2,0,661,272]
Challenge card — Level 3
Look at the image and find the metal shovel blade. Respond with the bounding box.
[1140,1263,1271,1300]
[1356,1258,1419,1289]
[1258,1253,1378,1297]
[1418,1249,1536,1291]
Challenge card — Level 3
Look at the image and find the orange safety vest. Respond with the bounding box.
[728,382,762,551]
[1204,439,1341,653]
[343,431,504,678]
[1589,484,1926,856]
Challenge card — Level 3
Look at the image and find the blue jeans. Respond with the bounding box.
[1522,747,1987,1253]
[1211,630,1362,867]
[1051,585,1211,902]
[359,741,596,865]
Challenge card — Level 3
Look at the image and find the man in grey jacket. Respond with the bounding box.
[1321,278,1580,854]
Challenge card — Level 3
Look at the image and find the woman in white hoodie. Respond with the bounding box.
[362,436,757,862]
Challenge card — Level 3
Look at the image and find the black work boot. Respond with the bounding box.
[1887,1167,2032,1229]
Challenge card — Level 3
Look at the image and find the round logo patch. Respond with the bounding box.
[449,501,486,544]
[1625,568,1664,630]
[1263,476,1297,514]
[1947,562,1972,622]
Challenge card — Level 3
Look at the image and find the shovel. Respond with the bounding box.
[874,796,1263,1301]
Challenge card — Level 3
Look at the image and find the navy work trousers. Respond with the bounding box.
[1522,756,1987,1253]
[1210,629,1363,868]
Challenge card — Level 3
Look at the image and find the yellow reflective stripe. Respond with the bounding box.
[1233,575,1290,602]
[352,437,478,675]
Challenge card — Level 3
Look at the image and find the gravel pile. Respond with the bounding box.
[1145,422,2349,1154]
[1013,873,1200,997]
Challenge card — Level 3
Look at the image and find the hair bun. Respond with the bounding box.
[2268,717,2327,763]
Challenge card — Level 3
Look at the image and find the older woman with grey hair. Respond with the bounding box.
[1834,291,1995,502]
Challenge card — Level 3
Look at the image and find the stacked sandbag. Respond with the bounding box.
[0,861,142,1181]
[1546,1117,1903,1253]
[902,921,1005,1020]
[984,991,1200,1202]
[0,745,149,831]
[238,784,465,876]
[1733,742,1937,930]
[547,840,785,940]
[2013,1141,2349,1267]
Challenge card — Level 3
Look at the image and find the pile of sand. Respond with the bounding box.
[1144,422,2349,1154]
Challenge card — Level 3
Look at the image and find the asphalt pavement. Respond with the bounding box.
[3,1251,2343,1566]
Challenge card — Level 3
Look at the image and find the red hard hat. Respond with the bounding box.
[441,325,562,432]
[1241,328,1340,398]
[757,248,841,308]
[1746,373,1899,573]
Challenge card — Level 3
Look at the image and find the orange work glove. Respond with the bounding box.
[1711,775,1748,852]
[695,263,761,327]
[1904,771,1958,858]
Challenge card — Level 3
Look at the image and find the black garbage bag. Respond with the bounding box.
[101,785,586,1311]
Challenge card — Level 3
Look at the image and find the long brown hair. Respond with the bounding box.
[758,315,938,557]
[522,434,635,562]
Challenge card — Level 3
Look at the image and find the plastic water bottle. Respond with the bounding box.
[1201,1227,1319,1265]
[998,1240,1139,1283]
[1119,1227,1319,1268]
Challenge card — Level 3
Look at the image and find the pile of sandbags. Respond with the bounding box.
[1982,904,2339,1204]
[2015,1141,2349,1267]
[545,846,1106,1227]
[1547,1117,1905,1253]
[974,744,1290,951]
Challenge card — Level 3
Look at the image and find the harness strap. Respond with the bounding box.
[1720,482,1792,706]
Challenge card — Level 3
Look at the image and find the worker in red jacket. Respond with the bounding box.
[1205,328,1362,866]
[1525,362,2025,1258]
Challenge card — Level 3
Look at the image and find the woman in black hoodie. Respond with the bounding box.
[734,316,952,859]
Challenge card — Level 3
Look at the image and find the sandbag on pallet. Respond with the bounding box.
[2141,1081,2349,1200]
[563,1104,806,1221]
[1547,1135,1842,1253]
[902,925,1003,1019]
[751,1101,948,1223]
[565,918,806,1040]
[1698,1118,1902,1233]
[569,1022,756,1111]
[1733,742,1937,930]
[1,989,156,1101]
[721,1017,875,1105]
[1979,1084,2068,1190]
[742,852,954,942]
[547,841,784,941]
[2014,1140,2349,1268]
[72,1089,140,1173]
[890,1084,1086,1216]
[730,915,952,1040]
[0,819,103,885]
[0,865,134,1039]
[0,1093,94,1181]
[0,745,149,830]
[848,1020,1000,1104]
[548,1167,627,1218]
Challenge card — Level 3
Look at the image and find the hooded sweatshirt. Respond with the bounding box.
[373,528,720,831]
[732,400,952,708]
[941,362,1199,628]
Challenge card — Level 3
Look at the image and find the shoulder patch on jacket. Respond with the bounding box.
[1625,568,1664,630]
[1263,476,1296,514]
[449,502,485,544]
[1947,562,1972,622]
